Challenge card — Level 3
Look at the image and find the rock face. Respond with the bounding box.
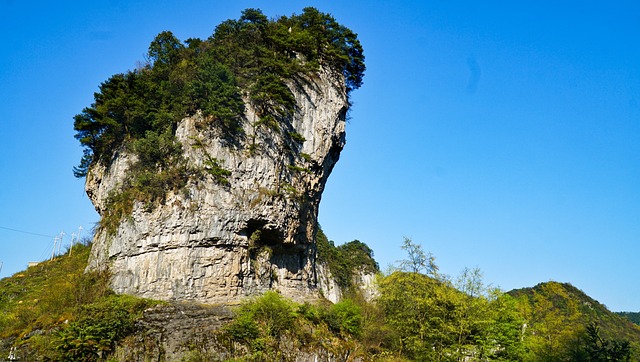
[85,68,349,304]
[317,265,379,304]
[111,303,363,362]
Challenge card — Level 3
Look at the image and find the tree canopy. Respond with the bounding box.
[74,7,365,177]
[72,8,365,232]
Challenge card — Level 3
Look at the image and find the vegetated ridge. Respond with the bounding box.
[618,312,640,326]
[509,281,640,360]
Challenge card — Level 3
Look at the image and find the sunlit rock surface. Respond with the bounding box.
[85,68,350,304]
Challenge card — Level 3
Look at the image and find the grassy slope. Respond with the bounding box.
[0,243,101,338]
[0,243,157,359]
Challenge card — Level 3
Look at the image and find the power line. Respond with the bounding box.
[0,226,54,238]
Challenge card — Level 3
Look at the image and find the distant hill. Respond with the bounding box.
[509,281,640,360]
[618,312,640,326]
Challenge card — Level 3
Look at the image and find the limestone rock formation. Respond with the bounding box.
[316,265,379,303]
[85,67,349,304]
[111,303,363,361]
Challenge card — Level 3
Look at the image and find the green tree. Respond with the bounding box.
[73,8,366,234]
[188,56,244,134]
[570,322,632,362]
[450,268,493,360]
[75,7,365,177]
[315,227,379,293]
[147,31,184,68]
[230,291,295,339]
[378,271,459,361]
[325,299,363,337]
[382,240,527,361]
[397,236,438,276]
[485,293,527,361]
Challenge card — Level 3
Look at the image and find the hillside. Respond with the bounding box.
[2,237,640,361]
[619,312,640,326]
[0,243,159,360]
[0,235,380,361]
[509,281,640,360]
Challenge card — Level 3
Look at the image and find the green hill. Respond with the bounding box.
[618,312,640,326]
[509,281,640,360]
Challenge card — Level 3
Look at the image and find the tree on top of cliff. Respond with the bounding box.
[73,7,365,178]
[72,8,365,234]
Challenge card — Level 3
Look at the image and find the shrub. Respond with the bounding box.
[225,312,259,344]
[55,295,154,361]
[225,291,296,345]
[324,299,363,337]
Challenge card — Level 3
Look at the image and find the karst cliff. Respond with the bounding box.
[85,66,350,304]
[73,7,367,306]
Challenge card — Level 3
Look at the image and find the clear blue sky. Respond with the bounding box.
[1,1,638,311]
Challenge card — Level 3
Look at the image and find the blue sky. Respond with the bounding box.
[1,1,638,311]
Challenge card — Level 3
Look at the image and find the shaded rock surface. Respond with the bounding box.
[85,68,351,304]
[113,303,234,361]
[112,302,362,362]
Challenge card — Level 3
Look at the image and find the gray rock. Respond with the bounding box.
[112,302,363,361]
[85,67,351,304]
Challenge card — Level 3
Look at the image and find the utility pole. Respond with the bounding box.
[51,236,59,260]
[59,231,65,256]
[51,231,65,260]
[69,232,76,256]
[69,226,83,256]
[0,261,3,276]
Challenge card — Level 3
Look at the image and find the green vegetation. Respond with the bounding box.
[222,291,365,360]
[55,295,151,361]
[316,227,379,292]
[73,7,365,232]
[0,242,159,361]
[222,237,640,361]
[510,281,640,361]
[373,238,640,361]
[396,236,438,275]
[570,322,633,361]
[2,235,639,361]
[377,239,526,361]
[315,236,640,361]
[619,312,640,326]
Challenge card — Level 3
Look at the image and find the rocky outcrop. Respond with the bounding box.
[85,67,350,304]
[112,302,363,362]
[316,264,378,303]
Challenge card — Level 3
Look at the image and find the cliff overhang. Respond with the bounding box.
[85,67,349,304]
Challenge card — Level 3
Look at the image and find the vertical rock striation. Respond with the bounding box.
[85,67,349,304]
